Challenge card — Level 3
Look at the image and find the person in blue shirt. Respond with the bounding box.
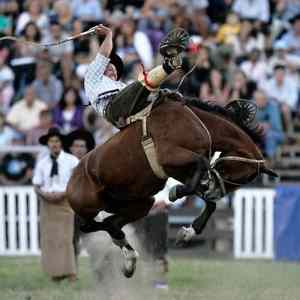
[254,89,285,158]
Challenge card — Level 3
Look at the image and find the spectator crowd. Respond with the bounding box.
[1,0,300,183]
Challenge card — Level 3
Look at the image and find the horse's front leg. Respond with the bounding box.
[175,200,216,245]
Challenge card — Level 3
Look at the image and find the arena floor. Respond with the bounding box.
[1,256,300,300]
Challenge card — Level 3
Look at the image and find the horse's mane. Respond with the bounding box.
[185,97,264,144]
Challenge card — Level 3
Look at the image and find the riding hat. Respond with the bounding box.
[109,50,124,80]
[65,129,95,152]
[39,127,65,145]
[98,34,124,80]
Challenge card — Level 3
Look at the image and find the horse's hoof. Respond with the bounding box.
[121,247,138,278]
[175,226,196,246]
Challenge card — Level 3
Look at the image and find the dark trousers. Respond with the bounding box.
[137,211,168,260]
[104,81,151,128]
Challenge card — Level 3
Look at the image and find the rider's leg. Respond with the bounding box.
[139,28,189,91]
[104,29,189,127]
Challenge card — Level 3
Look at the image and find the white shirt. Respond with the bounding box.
[262,77,299,110]
[84,53,126,116]
[233,0,270,23]
[32,150,79,192]
[240,60,268,83]
[6,99,47,131]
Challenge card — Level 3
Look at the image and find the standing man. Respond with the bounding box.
[32,127,79,282]
[65,128,95,264]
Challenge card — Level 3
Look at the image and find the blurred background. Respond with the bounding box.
[1,0,300,297]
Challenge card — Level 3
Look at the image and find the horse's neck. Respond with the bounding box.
[188,105,263,159]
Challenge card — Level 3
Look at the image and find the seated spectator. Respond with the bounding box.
[15,0,49,36]
[0,133,35,185]
[199,68,229,106]
[72,19,92,63]
[267,40,300,76]
[230,19,266,59]
[0,0,18,15]
[232,0,270,23]
[228,69,255,100]
[279,13,300,57]
[53,87,84,134]
[32,61,63,109]
[51,0,73,33]
[190,5,211,38]
[216,12,240,45]
[26,109,53,145]
[41,18,73,85]
[6,84,47,133]
[71,0,103,23]
[0,47,14,112]
[262,64,299,130]
[83,107,117,145]
[0,111,21,145]
[254,89,285,158]
[15,21,41,59]
[188,45,212,96]
[240,48,268,84]
[11,22,41,95]
[116,17,154,71]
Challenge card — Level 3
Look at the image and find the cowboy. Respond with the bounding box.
[32,127,79,282]
[85,24,189,128]
[65,128,96,265]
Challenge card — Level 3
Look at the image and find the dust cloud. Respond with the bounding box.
[82,224,166,300]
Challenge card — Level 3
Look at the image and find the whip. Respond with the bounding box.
[0,26,98,48]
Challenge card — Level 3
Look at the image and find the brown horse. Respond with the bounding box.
[67,97,276,277]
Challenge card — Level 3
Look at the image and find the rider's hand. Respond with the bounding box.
[95,24,112,37]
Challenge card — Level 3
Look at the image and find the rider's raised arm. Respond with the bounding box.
[84,25,114,104]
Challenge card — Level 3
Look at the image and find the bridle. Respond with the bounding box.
[185,106,265,192]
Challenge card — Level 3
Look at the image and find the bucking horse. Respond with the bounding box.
[67,95,277,278]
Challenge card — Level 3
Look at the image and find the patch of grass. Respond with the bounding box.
[1,256,300,300]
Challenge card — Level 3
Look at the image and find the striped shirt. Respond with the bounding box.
[84,53,126,116]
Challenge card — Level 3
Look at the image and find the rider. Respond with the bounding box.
[84,24,189,128]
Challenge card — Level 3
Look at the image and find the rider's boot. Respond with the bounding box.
[139,28,189,91]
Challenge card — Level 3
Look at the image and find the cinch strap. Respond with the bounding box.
[126,102,168,179]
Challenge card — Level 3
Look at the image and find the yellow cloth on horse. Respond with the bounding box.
[40,197,76,277]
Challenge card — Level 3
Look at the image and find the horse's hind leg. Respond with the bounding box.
[79,214,137,278]
[81,197,154,278]
[105,198,154,278]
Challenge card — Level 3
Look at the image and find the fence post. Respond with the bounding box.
[234,188,275,259]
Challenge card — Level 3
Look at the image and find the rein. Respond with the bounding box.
[184,106,265,189]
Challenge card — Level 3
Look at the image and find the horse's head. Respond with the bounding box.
[207,155,278,198]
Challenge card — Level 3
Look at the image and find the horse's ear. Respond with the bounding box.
[261,165,278,178]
